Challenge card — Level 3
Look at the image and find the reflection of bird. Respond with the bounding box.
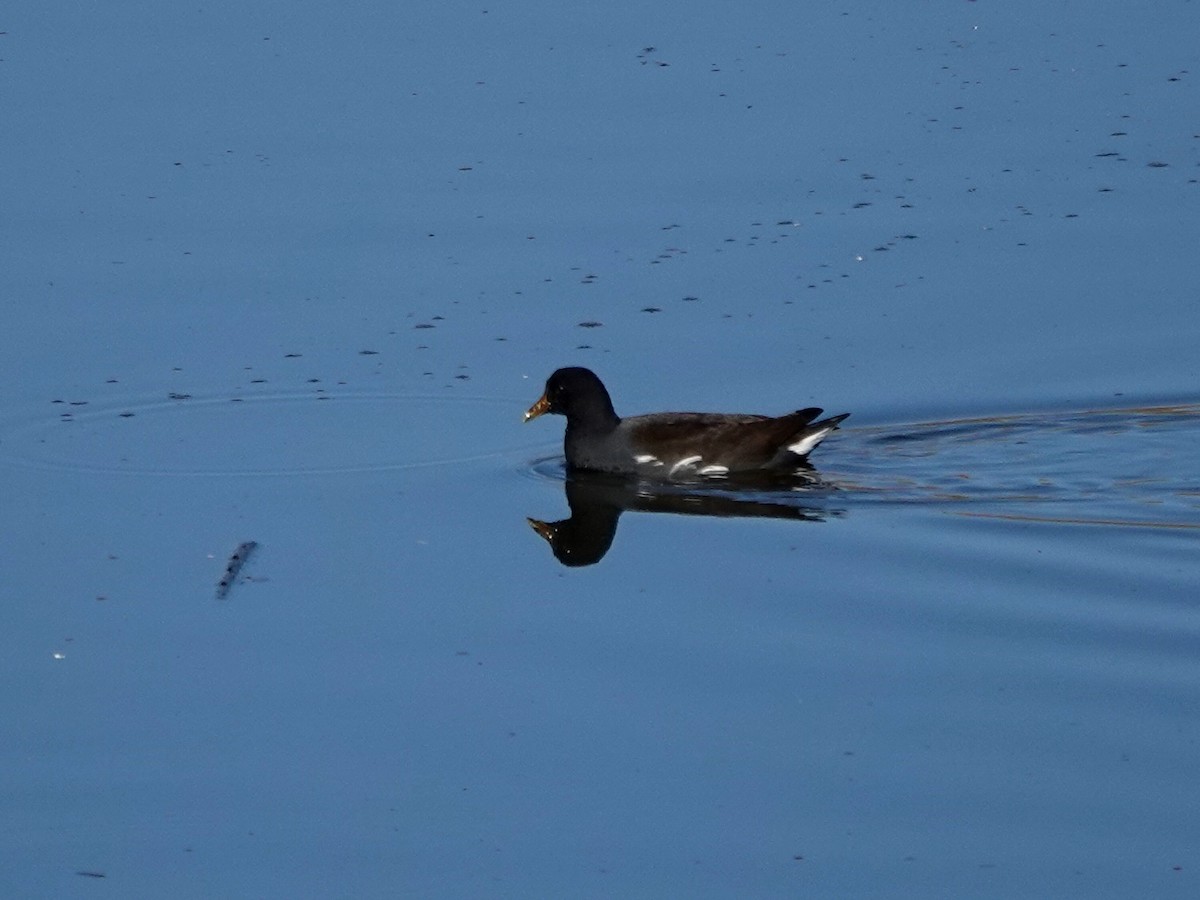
[528,472,839,567]
[528,500,620,568]
[524,367,848,478]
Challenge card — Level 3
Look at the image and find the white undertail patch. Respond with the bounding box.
[787,427,833,457]
[697,464,729,477]
[634,454,663,467]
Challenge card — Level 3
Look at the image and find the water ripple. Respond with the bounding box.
[830,403,1200,528]
[0,391,537,477]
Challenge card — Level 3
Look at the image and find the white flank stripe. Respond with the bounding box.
[669,455,703,476]
[698,465,729,476]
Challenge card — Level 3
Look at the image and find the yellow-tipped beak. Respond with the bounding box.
[526,517,556,544]
[523,394,551,423]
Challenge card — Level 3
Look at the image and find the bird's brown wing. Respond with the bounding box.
[624,409,826,469]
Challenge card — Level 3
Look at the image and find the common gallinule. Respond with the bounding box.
[524,367,848,477]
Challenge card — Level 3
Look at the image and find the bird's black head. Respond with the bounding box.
[524,367,617,425]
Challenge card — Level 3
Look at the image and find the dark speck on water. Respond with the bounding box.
[216,541,258,599]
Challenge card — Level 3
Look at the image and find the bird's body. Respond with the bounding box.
[524,367,848,478]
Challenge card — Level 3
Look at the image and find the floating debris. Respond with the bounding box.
[216,541,258,599]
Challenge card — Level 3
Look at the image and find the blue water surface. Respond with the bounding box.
[2,2,1198,898]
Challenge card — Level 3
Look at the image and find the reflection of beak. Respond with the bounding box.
[523,393,551,423]
[527,517,556,544]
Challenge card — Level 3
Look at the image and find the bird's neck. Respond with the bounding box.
[565,397,620,436]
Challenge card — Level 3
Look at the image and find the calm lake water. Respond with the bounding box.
[3,2,1198,898]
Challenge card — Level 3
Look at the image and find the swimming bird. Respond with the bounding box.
[524,366,848,478]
